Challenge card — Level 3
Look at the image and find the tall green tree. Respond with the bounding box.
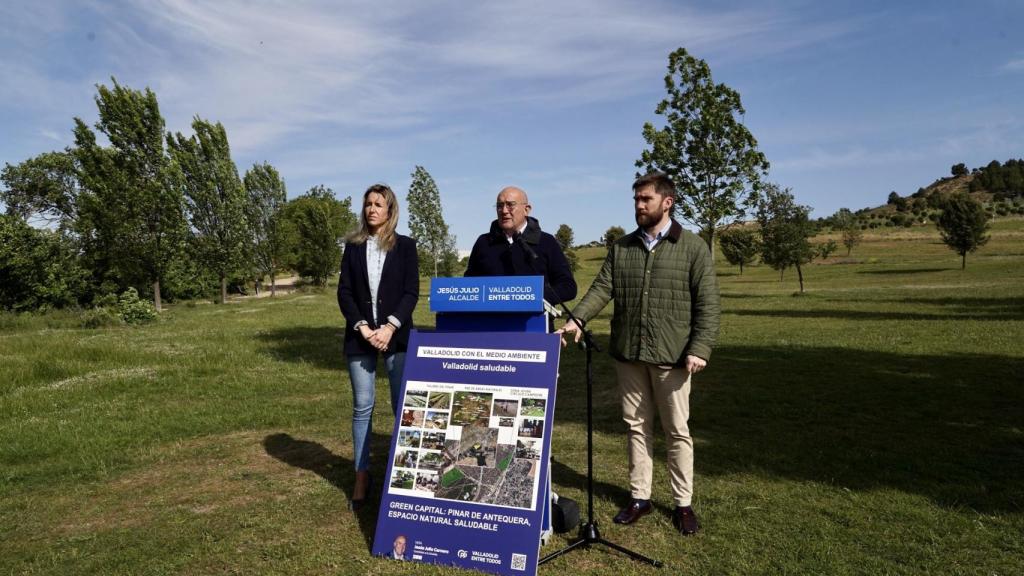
[636,47,769,256]
[603,225,625,248]
[717,225,760,274]
[243,162,289,296]
[406,166,457,277]
[555,224,574,251]
[555,224,579,272]
[284,185,356,286]
[936,192,990,269]
[72,78,185,311]
[1,151,80,230]
[756,184,816,292]
[167,118,249,304]
[833,207,863,255]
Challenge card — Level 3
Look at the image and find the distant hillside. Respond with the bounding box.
[822,159,1024,231]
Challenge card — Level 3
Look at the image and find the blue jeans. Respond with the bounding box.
[348,352,406,472]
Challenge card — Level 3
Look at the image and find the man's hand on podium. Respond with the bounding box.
[555,318,584,347]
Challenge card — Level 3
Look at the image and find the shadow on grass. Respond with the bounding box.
[256,326,345,370]
[549,457,630,506]
[726,301,1024,321]
[553,343,1024,513]
[864,296,1024,320]
[857,268,950,275]
[263,432,392,550]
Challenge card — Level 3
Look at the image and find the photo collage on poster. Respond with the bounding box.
[389,380,549,510]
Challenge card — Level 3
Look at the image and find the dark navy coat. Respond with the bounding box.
[337,234,419,355]
[464,217,577,305]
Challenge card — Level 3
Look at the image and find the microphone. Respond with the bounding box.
[514,232,540,261]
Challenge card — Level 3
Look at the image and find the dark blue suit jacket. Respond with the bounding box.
[337,234,419,356]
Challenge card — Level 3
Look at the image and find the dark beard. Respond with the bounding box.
[635,208,665,229]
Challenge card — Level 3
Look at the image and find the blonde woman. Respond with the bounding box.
[337,184,419,510]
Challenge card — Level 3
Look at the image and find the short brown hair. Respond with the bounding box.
[632,172,676,199]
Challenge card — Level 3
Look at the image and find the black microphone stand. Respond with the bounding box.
[514,236,662,568]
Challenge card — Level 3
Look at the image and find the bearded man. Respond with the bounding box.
[559,172,720,536]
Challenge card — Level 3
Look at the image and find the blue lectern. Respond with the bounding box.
[431,276,549,333]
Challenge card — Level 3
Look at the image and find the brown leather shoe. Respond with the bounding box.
[672,506,700,535]
[613,499,652,525]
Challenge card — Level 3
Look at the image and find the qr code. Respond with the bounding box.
[510,553,527,571]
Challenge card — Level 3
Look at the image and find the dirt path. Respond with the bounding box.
[247,275,300,298]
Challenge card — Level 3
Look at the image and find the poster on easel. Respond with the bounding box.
[372,329,560,576]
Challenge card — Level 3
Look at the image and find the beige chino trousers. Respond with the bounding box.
[615,360,694,507]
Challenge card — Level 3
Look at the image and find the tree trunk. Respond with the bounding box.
[271,276,277,297]
[220,274,227,304]
[796,263,805,293]
[705,227,715,263]
[961,252,966,270]
[739,262,744,275]
[779,268,784,281]
[153,280,162,312]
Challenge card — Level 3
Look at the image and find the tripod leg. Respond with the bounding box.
[538,538,590,565]
[594,538,664,568]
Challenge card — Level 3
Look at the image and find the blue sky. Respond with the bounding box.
[2,0,1022,249]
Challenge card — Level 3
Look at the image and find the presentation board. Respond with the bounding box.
[372,330,560,576]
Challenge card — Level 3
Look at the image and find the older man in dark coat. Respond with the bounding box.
[465,186,577,305]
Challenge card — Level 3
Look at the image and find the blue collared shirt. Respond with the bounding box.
[641,219,672,251]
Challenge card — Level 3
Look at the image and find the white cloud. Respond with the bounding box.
[3,1,862,154]
[1002,58,1024,72]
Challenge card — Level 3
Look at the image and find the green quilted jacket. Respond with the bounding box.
[573,220,720,366]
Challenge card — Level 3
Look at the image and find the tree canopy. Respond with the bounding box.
[718,226,760,274]
[756,184,816,292]
[72,78,186,310]
[0,214,88,311]
[603,225,626,248]
[168,118,249,303]
[284,185,355,286]
[406,166,457,277]
[1,151,80,229]
[636,47,769,256]
[969,158,1024,199]
[243,162,289,295]
[833,208,863,256]
[936,192,990,269]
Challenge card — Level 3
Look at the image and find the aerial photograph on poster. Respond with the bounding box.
[386,381,549,511]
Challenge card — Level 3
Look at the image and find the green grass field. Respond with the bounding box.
[2,219,1022,575]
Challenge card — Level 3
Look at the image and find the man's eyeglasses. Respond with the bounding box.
[495,201,521,211]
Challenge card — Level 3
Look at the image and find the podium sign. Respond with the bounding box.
[430,276,544,313]
[432,276,548,333]
[373,330,560,575]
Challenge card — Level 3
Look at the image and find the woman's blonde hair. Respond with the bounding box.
[348,183,399,251]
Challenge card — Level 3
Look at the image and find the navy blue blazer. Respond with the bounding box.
[337,234,419,356]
